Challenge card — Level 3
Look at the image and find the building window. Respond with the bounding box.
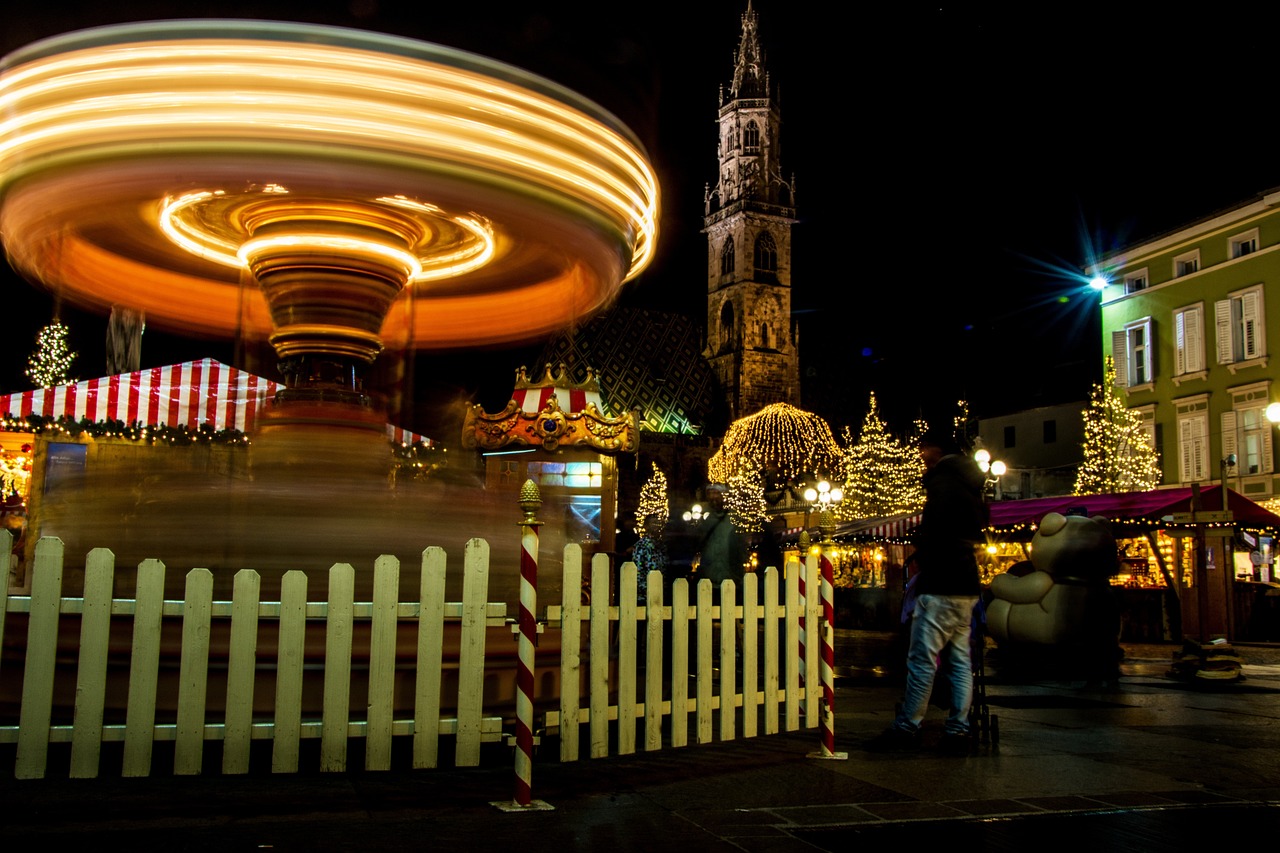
[1223,382,1274,476]
[1215,284,1266,365]
[1003,425,1016,448]
[720,236,735,276]
[743,120,760,152]
[1043,420,1056,443]
[1176,395,1209,483]
[1134,404,1158,466]
[1173,249,1200,277]
[1174,303,1205,375]
[1223,407,1273,476]
[719,300,736,352]
[1123,268,1148,294]
[1112,317,1154,388]
[1178,412,1208,483]
[1230,228,1259,259]
[753,232,777,274]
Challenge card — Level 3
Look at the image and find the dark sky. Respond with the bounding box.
[4,2,1278,439]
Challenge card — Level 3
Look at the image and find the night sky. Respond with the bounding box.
[4,2,1278,440]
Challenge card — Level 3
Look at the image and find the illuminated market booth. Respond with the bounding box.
[810,487,1280,640]
[461,364,639,593]
[982,487,1280,643]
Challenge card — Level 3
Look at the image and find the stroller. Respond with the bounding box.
[967,597,999,745]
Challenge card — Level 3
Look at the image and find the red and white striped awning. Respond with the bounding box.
[830,512,923,542]
[1,358,432,446]
[509,364,603,415]
[511,385,599,414]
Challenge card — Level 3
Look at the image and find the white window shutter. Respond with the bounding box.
[1111,330,1128,386]
[1175,311,1187,375]
[1142,318,1155,382]
[1241,290,1262,359]
[1179,418,1194,482]
[1192,418,1205,481]
[1186,306,1204,372]
[1216,299,1233,363]
[1264,420,1274,474]
[1221,411,1238,463]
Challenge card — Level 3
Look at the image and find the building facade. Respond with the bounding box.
[975,401,1086,500]
[703,3,800,422]
[1090,189,1280,502]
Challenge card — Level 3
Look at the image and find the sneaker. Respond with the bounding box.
[865,726,920,753]
[938,732,972,754]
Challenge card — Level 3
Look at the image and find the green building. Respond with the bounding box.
[1090,189,1280,500]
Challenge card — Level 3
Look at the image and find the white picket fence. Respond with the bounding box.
[0,529,823,780]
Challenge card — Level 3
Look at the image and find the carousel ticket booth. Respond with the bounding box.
[461,364,639,604]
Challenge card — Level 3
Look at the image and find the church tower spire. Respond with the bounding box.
[704,1,799,424]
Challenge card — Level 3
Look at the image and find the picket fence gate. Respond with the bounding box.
[0,528,824,781]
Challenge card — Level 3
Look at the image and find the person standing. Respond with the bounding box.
[871,426,987,752]
[696,485,747,596]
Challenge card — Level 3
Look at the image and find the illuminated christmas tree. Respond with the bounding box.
[1074,356,1160,495]
[725,461,769,533]
[26,321,77,388]
[633,461,670,536]
[838,392,924,520]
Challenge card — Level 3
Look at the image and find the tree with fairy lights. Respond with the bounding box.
[26,320,78,388]
[707,402,843,489]
[633,461,670,536]
[1074,356,1160,495]
[725,462,769,533]
[838,392,924,520]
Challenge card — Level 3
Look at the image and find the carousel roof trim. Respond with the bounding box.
[461,363,637,454]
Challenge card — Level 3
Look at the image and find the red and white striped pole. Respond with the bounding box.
[496,479,554,811]
[796,529,810,714]
[809,510,847,760]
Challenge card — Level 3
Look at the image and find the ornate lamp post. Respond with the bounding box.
[973,449,1007,501]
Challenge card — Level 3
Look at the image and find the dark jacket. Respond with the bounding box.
[698,509,747,584]
[912,453,987,596]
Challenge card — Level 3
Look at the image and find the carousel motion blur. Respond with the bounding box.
[0,20,659,601]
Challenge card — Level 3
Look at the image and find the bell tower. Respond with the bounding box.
[704,1,799,423]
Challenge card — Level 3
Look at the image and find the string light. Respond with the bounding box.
[837,392,924,521]
[25,321,77,388]
[633,461,670,537]
[725,461,769,534]
[1074,356,1160,495]
[707,402,842,487]
[0,413,438,478]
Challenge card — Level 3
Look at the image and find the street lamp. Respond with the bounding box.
[682,503,705,524]
[974,448,1006,500]
[802,479,843,512]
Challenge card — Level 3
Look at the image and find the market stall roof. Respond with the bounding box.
[805,487,1280,546]
[0,358,433,446]
[831,512,923,543]
[986,487,1280,536]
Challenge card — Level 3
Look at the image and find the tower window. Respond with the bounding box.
[721,236,735,276]
[753,232,777,274]
[743,120,760,152]
[719,301,736,352]
[760,322,770,348]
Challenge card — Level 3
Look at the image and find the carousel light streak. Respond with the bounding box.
[0,21,660,355]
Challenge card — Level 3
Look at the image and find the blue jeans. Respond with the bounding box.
[895,594,979,735]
